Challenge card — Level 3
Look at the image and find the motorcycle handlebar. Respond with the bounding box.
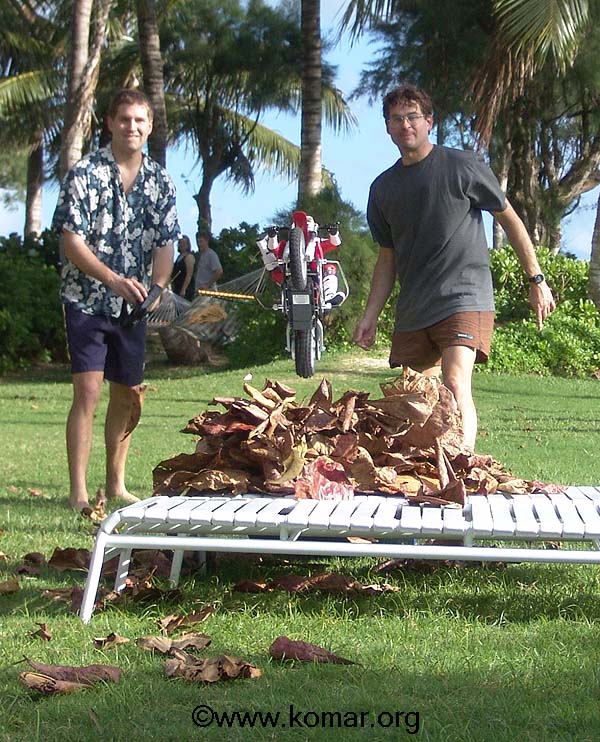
[260,221,340,238]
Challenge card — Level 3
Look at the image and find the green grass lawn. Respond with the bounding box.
[2,352,600,741]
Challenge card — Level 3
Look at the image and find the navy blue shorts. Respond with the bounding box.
[64,305,146,386]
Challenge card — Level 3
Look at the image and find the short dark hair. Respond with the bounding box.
[107,89,154,121]
[382,84,433,121]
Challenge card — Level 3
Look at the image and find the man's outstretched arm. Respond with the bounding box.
[354,247,396,349]
[493,201,556,330]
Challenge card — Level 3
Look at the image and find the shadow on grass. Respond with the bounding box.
[8,553,597,627]
[206,563,600,625]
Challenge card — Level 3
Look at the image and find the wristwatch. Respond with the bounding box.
[528,273,545,285]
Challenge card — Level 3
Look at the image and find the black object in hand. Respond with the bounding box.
[121,284,163,328]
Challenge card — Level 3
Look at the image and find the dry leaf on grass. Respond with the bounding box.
[292,572,362,594]
[159,604,217,634]
[0,577,20,594]
[231,579,269,593]
[20,672,92,695]
[233,572,400,596]
[165,654,261,683]
[93,633,130,649]
[20,659,122,693]
[19,551,47,568]
[48,547,90,572]
[269,636,354,665]
[137,632,211,655]
[29,623,52,641]
[42,585,101,614]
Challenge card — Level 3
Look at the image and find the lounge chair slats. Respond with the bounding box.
[79,489,600,622]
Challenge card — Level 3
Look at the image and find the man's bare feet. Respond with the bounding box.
[69,498,93,516]
[106,490,140,505]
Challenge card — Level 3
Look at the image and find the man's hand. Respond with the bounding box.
[354,316,378,350]
[529,282,556,330]
[121,284,163,327]
[110,275,148,305]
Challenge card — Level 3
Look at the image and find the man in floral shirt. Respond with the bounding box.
[52,88,180,514]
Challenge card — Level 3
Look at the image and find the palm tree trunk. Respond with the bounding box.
[59,0,113,178]
[194,180,213,234]
[136,0,168,167]
[59,0,93,177]
[298,0,322,202]
[25,131,44,236]
[588,192,600,310]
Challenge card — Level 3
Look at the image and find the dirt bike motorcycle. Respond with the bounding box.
[256,210,349,378]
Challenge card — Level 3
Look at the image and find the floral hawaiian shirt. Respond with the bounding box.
[52,145,181,318]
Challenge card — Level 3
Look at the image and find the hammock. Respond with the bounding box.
[147,289,191,326]
[152,269,267,365]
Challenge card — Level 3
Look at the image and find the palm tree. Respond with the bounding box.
[136,0,168,167]
[0,0,65,234]
[298,0,322,201]
[471,0,590,146]
[474,1,600,307]
[0,0,114,233]
[163,0,355,231]
[60,0,114,177]
[342,0,590,144]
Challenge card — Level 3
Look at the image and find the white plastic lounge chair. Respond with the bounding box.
[79,486,600,622]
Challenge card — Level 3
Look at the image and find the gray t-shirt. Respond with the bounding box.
[367,145,506,331]
[195,247,222,290]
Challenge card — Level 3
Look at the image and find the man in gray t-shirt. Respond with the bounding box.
[195,233,223,291]
[354,84,556,451]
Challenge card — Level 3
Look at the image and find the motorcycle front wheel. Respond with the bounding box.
[288,227,308,290]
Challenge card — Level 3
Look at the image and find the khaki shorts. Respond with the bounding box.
[389,311,495,369]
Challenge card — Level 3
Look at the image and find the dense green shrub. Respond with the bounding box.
[486,247,600,377]
[491,245,589,322]
[0,231,66,373]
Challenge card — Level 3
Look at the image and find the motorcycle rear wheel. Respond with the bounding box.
[294,327,316,377]
[288,227,307,290]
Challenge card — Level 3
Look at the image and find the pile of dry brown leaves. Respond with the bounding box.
[153,371,545,507]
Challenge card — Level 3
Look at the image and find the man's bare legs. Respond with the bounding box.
[412,345,477,451]
[67,371,104,511]
[441,345,477,450]
[105,381,139,504]
[67,374,139,511]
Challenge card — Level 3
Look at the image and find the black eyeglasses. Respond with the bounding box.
[387,113,424,126]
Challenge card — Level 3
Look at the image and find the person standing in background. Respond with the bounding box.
[194,233,223,291]
[171,235,196,300]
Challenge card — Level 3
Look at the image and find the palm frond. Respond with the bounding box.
[229,111,300,182]
[472,0,590,147]
[0,71,57,113]
[494,0,589,72]
[340,0,400,40]
[322,85,358,134]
